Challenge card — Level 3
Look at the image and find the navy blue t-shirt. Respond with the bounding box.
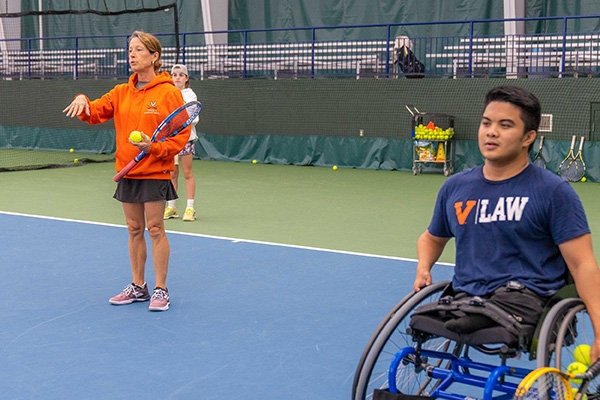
[428,164,590,297]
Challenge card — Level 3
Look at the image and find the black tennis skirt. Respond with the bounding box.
[113,179,178,203]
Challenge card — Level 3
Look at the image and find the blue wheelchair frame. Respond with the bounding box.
[387,347,532,400]
[352,281,584,400]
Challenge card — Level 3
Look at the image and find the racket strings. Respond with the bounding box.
[155,103,201,142]
[155,122,175,141]
[154,107,196,141]
[525,373,572,400]
[560,160,585,182]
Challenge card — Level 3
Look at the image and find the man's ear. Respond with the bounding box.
[525,130,537,146]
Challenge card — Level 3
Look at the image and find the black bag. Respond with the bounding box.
[395,46,425,78]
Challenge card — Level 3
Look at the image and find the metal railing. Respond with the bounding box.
[1,15,600,80]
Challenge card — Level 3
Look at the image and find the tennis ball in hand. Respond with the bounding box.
[332,165,338,171]
[129,130,143,143]
[574,344,592,366]
[581,176,587,182]
[567,361,588,384]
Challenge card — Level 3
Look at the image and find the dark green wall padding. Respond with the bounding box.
[192,79,600,141]
[2,78,600,180]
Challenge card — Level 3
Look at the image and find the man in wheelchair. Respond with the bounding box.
[353,86,600,400]
[413,85,600,362]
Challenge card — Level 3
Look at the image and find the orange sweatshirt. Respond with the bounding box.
[78,71,191,180]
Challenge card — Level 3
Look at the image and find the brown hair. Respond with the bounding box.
[129,30,162,72]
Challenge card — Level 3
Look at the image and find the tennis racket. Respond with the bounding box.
[514,359,600,400]
[405,104,421,116]
[514,366,572,400]
[558,136,586,182]
[113,100,202,182]
[558,135,577,180]
[532,135,546,168]
[570,136,587,182]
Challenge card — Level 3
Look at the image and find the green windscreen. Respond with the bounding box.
[1,77,599,180]
[0,80,117,171]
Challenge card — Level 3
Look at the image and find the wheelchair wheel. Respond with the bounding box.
[352,281,463,400]
[536,297,593,370]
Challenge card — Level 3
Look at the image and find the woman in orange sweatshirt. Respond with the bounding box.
[63,31,190,311]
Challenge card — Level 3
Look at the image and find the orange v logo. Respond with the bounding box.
[454,200,477,225]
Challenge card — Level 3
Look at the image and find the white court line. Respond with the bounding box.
[0,210,455,266]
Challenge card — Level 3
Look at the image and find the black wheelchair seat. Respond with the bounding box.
[409,313,536,349]
[406,282,570,353]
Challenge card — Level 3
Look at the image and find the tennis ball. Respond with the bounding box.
[73,158,79,164]
[574,344,592,366]
[69,148,74,153]
[581,177,587,182]
[129,130,143,143]
[567,361,588,384]
[332,165,338,171]
[252,159,257,164]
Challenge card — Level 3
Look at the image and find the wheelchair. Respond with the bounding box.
[352,280,592,400]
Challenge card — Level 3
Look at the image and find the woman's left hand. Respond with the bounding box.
[129,132,152,152]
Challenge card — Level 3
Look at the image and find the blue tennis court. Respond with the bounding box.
[0,212,454,399]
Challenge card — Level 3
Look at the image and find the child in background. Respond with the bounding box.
[164,64,199,221]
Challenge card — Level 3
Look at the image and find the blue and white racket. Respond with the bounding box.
[113,100,202,182]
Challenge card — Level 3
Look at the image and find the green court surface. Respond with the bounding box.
[1,159,599,263]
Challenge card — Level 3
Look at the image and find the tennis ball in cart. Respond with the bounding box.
[574,344,592,366]
[566,361,588,384]
[129,130,143,143]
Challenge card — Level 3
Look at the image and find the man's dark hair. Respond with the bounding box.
[483,86,541,134]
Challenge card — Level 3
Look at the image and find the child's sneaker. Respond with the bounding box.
[163,206,179,220]
[149,287,170,311]
[109,283,150,305]
[182,207,196,222]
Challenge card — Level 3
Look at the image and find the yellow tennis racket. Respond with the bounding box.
[515,360,600,400]
[514,367,573,400]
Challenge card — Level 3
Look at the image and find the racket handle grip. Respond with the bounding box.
[113,159,137,182]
